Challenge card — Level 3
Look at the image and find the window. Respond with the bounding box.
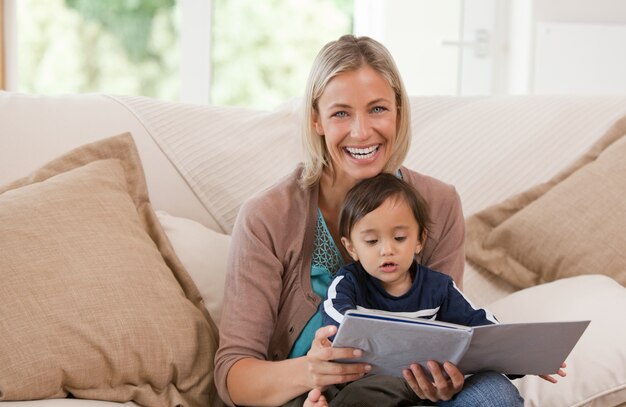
[15,0,180,99]
[8,0,354,107]
[211,0,353,108]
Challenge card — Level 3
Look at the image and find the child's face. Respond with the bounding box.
[341,196,424,296]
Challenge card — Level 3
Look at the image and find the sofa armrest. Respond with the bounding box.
[0,91,220,230]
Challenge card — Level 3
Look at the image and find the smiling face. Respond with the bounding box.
[341,195,424,296]
[313,65,398,186]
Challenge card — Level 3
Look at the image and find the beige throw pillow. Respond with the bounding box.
[0,134,220,406]
[488,275,626,407]
[466,117,626,289]
[156,210,230,326]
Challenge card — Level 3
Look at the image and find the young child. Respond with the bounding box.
[305,173,568,406]
[321,172,497,331]
[304,173,502,407]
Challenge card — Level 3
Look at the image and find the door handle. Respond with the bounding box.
[442,29,490,58]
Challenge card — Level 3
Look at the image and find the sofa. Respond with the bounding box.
[1,90,625,407]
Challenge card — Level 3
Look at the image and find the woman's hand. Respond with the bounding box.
[403,360,464,402]
[539,362,567,383]
[304,325,372,389]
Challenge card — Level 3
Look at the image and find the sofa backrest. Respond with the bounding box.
[114,94,626,233]
[405,95,626,216]
[3,91,626,234]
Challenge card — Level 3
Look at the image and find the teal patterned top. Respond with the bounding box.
[288,209,344,358]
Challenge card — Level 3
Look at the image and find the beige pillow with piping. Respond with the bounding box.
[156,210,230,326]
[488,275,626,407]
[0,133,220,406]
[466,117,626,289]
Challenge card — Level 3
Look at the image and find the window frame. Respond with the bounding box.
[179,0,213,104]
[1,0,16,91]
[0,0,5,89]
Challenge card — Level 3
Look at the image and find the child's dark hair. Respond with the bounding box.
[339,173,431,242]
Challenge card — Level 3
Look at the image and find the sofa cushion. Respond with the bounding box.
[465,116,626,289]
[489,275,626,407]
[0,134,219,406]
[156,210,230,326]
[113,95,303,234]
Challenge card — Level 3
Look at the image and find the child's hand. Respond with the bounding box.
[539,362,567,383]
[403,360,464,402]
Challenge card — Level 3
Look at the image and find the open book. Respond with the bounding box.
[331,309,590,377]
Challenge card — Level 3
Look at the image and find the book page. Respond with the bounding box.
[457,320,590,375]
[332,310,473,377]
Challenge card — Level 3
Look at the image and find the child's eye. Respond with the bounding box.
[365,239,378,245]
[395,236,407,242]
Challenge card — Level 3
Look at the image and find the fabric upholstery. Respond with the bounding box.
[489,275,626,407]
[156,210,230,326]
[465,116,626,289]
[0,133,220,406]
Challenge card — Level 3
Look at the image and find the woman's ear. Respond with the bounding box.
[312,110,324,135]
[341,237,359,261]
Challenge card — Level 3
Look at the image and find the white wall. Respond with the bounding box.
[530,0,626,95]
[533,22,626,94]
[361,0,626,96]
[534,0,626,24]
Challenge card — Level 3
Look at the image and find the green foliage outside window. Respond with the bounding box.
[18,0,353,108]
[211,0,353,108]
[65,0,176,61]
[18,0,179,98]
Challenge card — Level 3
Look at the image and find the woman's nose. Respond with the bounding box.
[350,114,368,140]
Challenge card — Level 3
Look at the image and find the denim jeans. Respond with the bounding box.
[282,371,523,407]
[438,372,524,407]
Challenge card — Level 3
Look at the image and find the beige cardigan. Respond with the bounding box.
[214,165,465,405]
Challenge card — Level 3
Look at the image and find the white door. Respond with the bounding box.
[354,0,502,96]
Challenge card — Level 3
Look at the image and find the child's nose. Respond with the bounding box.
[380,240,394,255]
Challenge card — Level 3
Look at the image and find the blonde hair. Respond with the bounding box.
[299,34,411,188]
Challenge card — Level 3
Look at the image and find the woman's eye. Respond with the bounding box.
[371,106,387,114]
[332,111,347,118]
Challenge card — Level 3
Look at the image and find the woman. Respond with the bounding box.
[214,34,524,406]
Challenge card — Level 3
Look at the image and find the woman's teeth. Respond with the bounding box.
[345,145,380,160]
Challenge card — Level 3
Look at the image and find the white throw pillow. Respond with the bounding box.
[157,210,229,326]
[488,275,626,407]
